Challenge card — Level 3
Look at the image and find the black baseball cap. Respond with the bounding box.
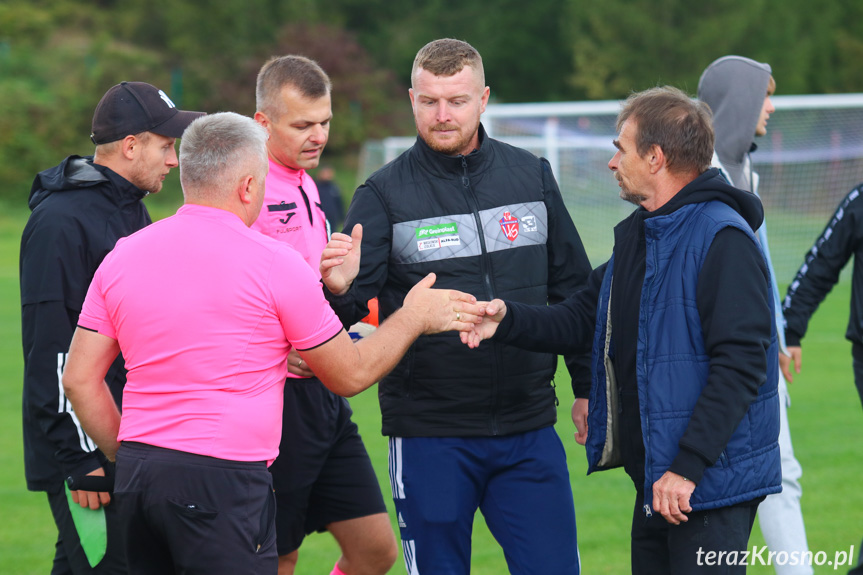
[90,81,205,145]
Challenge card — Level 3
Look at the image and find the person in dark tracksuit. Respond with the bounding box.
[780,184,863,574]
[322,39,592,574]
[20,81,202,574]
[463,86,781,575]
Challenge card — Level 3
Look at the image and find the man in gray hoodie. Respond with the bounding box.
[699,56,812,575]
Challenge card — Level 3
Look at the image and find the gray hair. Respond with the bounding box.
[179,112,268,202]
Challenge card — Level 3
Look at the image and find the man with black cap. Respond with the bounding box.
[20,81,203,574]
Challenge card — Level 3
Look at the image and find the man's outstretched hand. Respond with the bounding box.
[460,299,507,348]
[403,273,483,334]
[321,223,362,296]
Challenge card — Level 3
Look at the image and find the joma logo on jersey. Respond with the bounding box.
[267,201,298,225]
[499,211,519,241]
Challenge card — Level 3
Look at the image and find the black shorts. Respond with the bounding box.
[269,378,387,555]
[114,442,277,574]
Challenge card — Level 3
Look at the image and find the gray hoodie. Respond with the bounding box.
[697,55,772,191]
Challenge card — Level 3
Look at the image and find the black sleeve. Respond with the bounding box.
[495,263,605,397]
[21,299,103,479]
[20,211,108,480]
[541,159,594,397]
[669,228,771,484]
[325,182,393,328]
[782,185,863,345]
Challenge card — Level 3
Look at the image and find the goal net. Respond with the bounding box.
[358,95,863,284]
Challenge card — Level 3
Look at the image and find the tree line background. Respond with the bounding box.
[2,0,863,206]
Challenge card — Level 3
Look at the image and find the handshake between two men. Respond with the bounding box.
[320,224,508,345]
[323,226,591,451]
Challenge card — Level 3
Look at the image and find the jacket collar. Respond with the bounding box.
[410,123,492,177]
[28,155,149,211]
[90,160,151,204]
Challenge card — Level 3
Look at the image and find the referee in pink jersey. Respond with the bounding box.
[60,112,482,575]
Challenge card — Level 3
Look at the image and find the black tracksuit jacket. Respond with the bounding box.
[20,155,150,491]
[325,126,592,437]
[783,183,863,360]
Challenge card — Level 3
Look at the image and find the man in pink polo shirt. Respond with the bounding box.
[61,112,481,575]
[252,55,396,575]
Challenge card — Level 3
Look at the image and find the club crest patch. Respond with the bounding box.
[499,211,519,241]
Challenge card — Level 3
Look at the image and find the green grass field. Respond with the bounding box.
[1,203,861,574]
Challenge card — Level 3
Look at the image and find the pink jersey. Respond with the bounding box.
[251,160,331,380]
[78,204,343,463]
[250,160,329,278]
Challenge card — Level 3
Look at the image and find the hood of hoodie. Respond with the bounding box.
[697,56,772,191]
[645,167,764,233]
[28,155,110,211]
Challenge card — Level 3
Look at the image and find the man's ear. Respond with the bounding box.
[479,86,490,115]
[120,135,140,160]
[647,144,666,174]
[238,174,255,205]
[253,111,269,131]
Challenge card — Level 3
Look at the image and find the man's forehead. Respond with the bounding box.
[278,88,332,122]
[279,85,330,107]
[618,118,636,139]
[414,66,482,88]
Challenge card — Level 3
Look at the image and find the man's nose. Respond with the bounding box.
[310,124,327,143]
[435,101,451,123]
[167,146,179,168]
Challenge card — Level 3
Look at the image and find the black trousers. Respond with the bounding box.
[850,345,863,409]
[114,442,277,575]
[849,349,863,574]
[630,490,758,575]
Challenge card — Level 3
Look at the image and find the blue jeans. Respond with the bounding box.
[388,427,580,575]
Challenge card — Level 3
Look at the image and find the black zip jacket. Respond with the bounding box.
[783,183,863,351]
[20,155,151,491]
[325,125,592,437]
[497,169,771,485]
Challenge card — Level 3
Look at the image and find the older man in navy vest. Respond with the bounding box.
[464,86,781,575]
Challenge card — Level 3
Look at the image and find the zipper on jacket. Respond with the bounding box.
[298,185,313,226]
[460,156,495,300]
[460,155,499,435]
[403,347,415,398]
[641,227,656,516]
